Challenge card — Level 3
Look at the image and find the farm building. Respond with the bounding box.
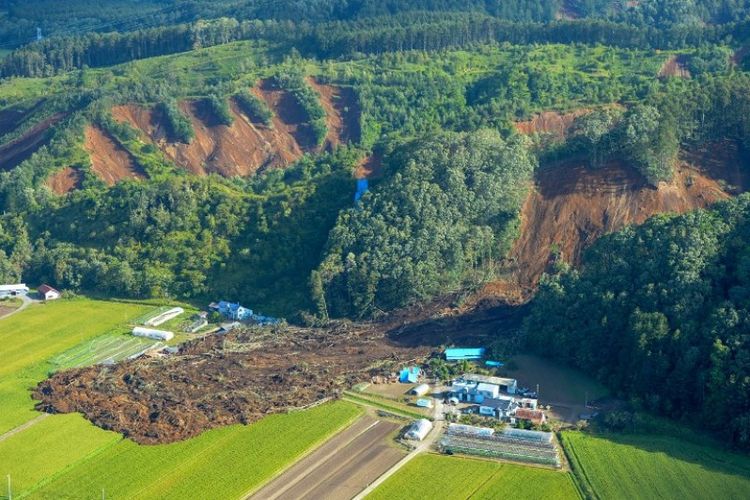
[479,398,517,419]
[132,327,174,341]
[410,383,431,396]
[445,347,485,361]
[399,366,421,383]
[405,419,433,441]
[0,283,29,298]
[38,284,61,301]
[518,398,539,410]
[463,374,518,395]
[211,301,254,321]
[145,307,184,326]
[514,408,547,426]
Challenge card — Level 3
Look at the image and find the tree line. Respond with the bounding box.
[2,12,748,78]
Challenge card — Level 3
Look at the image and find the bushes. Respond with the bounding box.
[159,100,194,144]
[206,94,234,126]
[273,71,328,146]
[234,90,273,126]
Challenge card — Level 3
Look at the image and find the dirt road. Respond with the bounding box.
[250,416,404,500]
[0,294,34,321]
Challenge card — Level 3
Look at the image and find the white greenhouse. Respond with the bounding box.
[132,327,174,341]
[404,419,433,441]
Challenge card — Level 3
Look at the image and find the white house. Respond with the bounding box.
[0,283,29,299]
[38,284,61,301]
[478,398,517,420]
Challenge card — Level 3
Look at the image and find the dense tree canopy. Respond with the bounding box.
[315,130,535,318]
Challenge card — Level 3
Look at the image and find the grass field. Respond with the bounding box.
[367,453,580,500]
[562,431,750,499]
[0,298,150,434]
[0,401,361,500]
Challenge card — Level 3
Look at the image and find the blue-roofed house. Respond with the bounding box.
[445,347,485,361]
[214,301,253,321]
[399,366,421,383]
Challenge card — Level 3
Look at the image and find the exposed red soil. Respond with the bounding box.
[35,323,433,444]
[306,77,361,149]
[253,79,317,151]
[504,143,747,290]
[354,153,383,179]
[658,55,691,79]
[113,97,307,177]
[0,114,63,171]
[514,109,590,140]
[46,166,82,195]
[84,125,145,186]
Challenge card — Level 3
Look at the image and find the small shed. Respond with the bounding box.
[445,347,485,361]
[404,419,433,441]
[514,408,547,425]
[410,383,430,396]
[416,398,433,408]
[38,284,61,301]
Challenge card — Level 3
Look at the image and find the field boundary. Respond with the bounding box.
[0,413,49,444]
[343,392,428,420]
[558,432,601,500]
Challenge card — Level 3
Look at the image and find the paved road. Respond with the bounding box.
[0,294,35,321]
[250,417,404,500]
[353,415,445,499]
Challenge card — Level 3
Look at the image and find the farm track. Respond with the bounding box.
[0,413,49,443]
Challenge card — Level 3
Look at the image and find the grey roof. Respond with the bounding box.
[480,398,513,410]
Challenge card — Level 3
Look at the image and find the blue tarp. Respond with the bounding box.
[354,179,369,203]
[399,366,420,383]
[485,360,504,367]
[445,347,486,361]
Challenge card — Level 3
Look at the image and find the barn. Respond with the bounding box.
[38,284,61,301]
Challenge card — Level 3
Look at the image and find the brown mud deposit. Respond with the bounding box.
[253,78,317,152]
[35,323,433,444]
[505,142,748,290]
[354,154,383,179]
[46,166,82,194]
[0,114,64,171]
[84,125,145,186]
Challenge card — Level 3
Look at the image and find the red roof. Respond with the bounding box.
[515,408,545,423]
[38,284,59,294]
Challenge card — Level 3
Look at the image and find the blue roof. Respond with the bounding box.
[445,347,485,360]
[400,366,420,383]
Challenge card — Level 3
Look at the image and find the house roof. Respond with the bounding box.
[515,408,545,421]
[463,374,517,387]
[38,284,59,294]
[476,382,500,393]
[0,284,28,292]
[480,398,513,410]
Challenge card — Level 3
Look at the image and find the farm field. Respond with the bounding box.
[562,431,750,499]
[367,453,580,500]
[5,401,361,499]
[0,298,151,434]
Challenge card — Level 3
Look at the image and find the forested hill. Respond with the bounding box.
[6,0,746,49]
[526,194,750,448]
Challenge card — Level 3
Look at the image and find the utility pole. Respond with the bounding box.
[585,391,588,408]
[7,474,11,500]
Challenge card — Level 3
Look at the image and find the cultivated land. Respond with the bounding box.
[0,298,150,434]
[366,453,580,500]
[0,402,361,499]
[562,431,750,499]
